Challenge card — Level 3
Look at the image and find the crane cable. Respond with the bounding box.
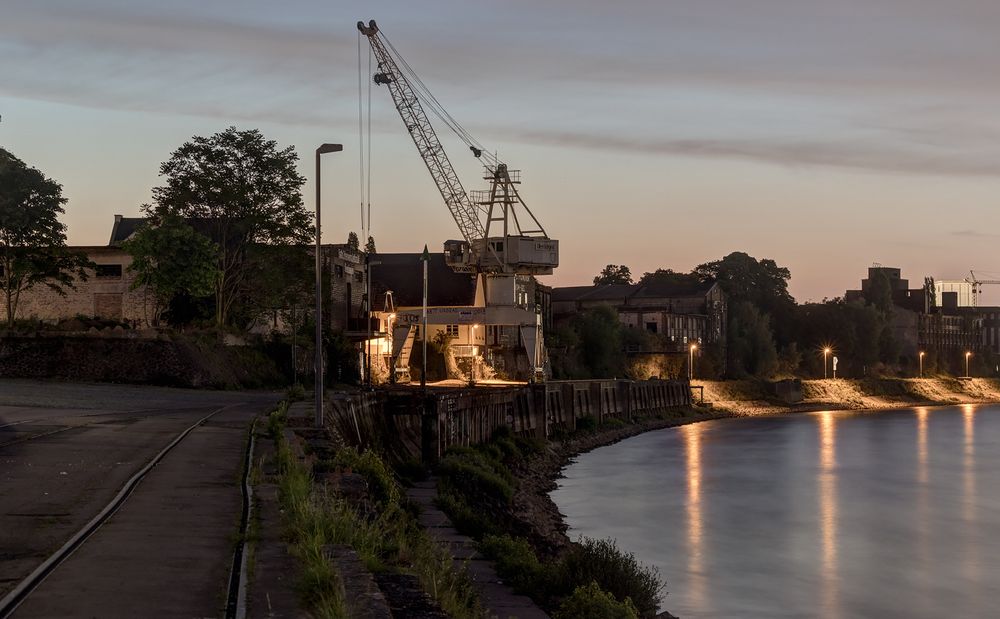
[378,31,500,169]
[357,31,375,246]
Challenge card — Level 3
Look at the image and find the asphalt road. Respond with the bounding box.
[0,379,278,617]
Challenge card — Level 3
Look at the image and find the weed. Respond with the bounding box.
[554,581,639,619]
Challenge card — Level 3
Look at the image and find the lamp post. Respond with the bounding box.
[314,143,342,428]
[689,343,697,381]
[966,351,972,378]
[823,347,832,379]
[919,351,925,378]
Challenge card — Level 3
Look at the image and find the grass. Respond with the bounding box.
[435,426,666,617]
[268,406,483,619]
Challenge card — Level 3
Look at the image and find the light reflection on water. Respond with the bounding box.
[551,405,1000,618]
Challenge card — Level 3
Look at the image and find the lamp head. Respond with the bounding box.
[317,143,343,155]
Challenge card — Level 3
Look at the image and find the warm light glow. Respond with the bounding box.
[690,344,697,351]
[681,424,705,609]
[919,351,925,357]
[472,324,479,330]
[824,347,832,354]
[388,313,396,320]
[818,411,839,616]
[966,352,972,358]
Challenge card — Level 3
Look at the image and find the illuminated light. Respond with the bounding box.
[818,411,839,615]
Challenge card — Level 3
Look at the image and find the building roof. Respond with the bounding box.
[632,279,716,298]
[370,252,477,308]
[108,215,147,246]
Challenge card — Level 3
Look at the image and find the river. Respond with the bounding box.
[550,405,1000,618]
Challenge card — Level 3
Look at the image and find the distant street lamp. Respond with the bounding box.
[314,143,343,428]
[689,343,697,381]
[823,347,832,379]
[919,351,925,378]
[966,351,972,378]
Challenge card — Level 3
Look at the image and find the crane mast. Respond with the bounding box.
[357,20,558,276]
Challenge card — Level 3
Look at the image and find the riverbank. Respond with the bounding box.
[507,376,1000,616]
[699,377,1000,416]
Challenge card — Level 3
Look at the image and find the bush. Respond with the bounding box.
[480,534,550,598]
[603,417,626,428]
[435,489,501,539]
[576,415,598,432]
[554,581,639,619]
[286,383,306,401]
[557,538,663,617]
[333,447,400,507]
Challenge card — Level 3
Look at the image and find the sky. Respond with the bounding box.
[3,0,1000,303]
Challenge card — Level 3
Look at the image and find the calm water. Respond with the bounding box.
[551,405,1000,618]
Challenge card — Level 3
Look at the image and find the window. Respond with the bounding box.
[354,271,364,282]
[335,264,344,279]
[445,324,459,337]
[95,264,123,279]
[645,321,658,333]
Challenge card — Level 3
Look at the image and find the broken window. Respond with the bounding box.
[95,264,123,279]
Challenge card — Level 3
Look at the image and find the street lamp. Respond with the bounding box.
[966,351,972,378]
[823,347,832,379]
[689,343,697,381]
[314,143,343,428]
[919,351,925,378]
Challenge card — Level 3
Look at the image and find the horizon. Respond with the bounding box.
[3,0,1000,304]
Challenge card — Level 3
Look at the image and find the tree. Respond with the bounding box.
[593,264,633,285]
[576,305,625,378]
[0,148,90,329]
[347,231,360,252]
[145,127,311,326]
[726,301,779,378]
[638,268,701,288]
[364,235,377,254]
[123,216,218,325]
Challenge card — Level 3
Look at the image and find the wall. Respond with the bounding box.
[325,378,692,462]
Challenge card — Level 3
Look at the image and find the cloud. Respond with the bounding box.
[513,129,1000,178]
[952,230,1000,238]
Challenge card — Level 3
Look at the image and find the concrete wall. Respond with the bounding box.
[326,378,692,462]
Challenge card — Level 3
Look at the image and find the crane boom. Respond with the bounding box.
[357,20,486,245]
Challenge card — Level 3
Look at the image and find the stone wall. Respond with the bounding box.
[7,247,153,325]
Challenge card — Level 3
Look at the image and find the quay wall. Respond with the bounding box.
[325,378,692,462]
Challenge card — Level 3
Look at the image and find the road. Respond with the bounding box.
[0,379,278,617]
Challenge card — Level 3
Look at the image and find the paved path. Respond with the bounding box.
[408,480,549,619]
[0,379,278,616]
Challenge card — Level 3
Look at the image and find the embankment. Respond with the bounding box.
[699,377,1000,416]
[0,333,285,388]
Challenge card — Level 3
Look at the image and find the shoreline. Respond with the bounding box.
[508,394,1000,613]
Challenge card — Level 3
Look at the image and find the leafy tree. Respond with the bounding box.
[576,305,625,378]
[122,216,218,325]
[695,252,793,314]
[0,148,90,328]
[347,231,360,252]
[364,235,377,254]
[638,268,702,288]
[594,264,633,285]
[144,127,311,326]
[727,301,779,378]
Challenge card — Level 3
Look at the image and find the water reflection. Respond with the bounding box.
[962,405,980,592]
[681,423,706,610]
[817,412,839,618]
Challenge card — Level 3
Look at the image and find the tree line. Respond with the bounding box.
[556,254,985,380]
[2,128,373,332]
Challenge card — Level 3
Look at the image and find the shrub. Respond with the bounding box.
[557,538,663,617]
[480,534,550,598]
[435,490,500,539]
[576,415,598,432]
[554,581,638,619]
[332,447,400,507]
[286,383,306,401]
[603,417,626,428]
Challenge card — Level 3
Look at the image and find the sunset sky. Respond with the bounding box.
[3,0,1000,302]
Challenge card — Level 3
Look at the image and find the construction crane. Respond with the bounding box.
[966,270,1000,307]
[356,20,558,276]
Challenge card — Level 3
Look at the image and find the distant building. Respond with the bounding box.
[6,215,366,332]
[367,252,550,382]
[551,280,727,353]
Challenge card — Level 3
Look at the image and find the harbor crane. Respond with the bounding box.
[356,19,558,277]
[357,20,557,381]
